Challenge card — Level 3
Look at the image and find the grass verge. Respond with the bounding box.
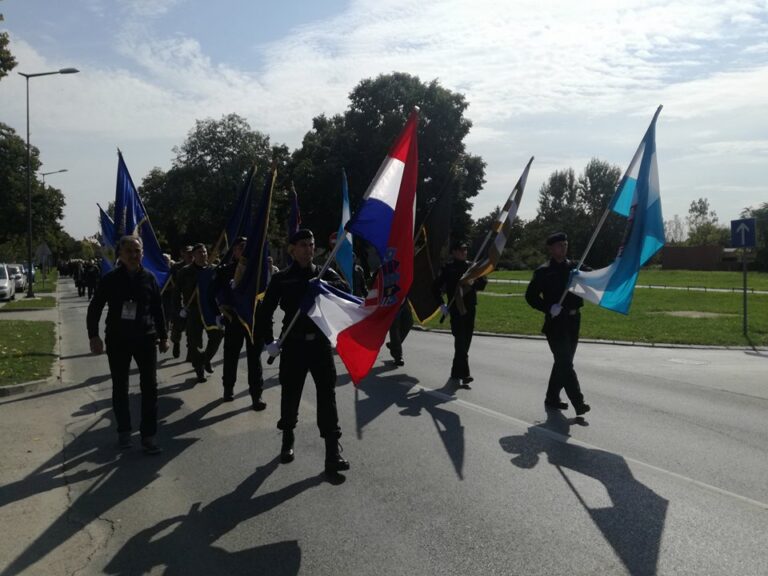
[1,296,57,310]
[31,270,59,294]
[0,320,56,386]
[425,285,768,346]
[491,269,768,291]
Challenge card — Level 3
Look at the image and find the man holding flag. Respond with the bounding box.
[525,232,591,415]
[257,229,350,474]
[432,240,488,387]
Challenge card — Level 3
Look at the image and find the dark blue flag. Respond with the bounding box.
[97,204,116,276]
[114,150,171,288]
[212,164,256,263]
[232,169,277,341]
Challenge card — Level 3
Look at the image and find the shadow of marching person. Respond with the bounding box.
[0,391,248,576]
[499,409,668,576]
[354,368,466,480]
[104,457,323,576]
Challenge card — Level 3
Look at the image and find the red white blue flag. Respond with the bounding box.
[303,109,419,384]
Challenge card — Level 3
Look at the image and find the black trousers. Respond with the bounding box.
[223,318,263,400]
[545,314,585,407]
[387,304,414,360]
[106,336,158,437]
[449,309,475,379]
[277,337,340,439]
[186,311,223,369]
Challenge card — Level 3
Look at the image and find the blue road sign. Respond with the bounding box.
[731,218,756,248]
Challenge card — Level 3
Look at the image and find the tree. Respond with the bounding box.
[524,158,624,268]
[664,215,687,245]
[289,73,486,258]
[140,114,291,254]
[0,9,18,81]
[686,198,729,246]
[0,122,68,261]
[742,202,768,271]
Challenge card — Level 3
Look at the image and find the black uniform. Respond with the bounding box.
[176,262,223,377]
[432,260,488,381]
[84,262,100,299]
[257,262,347,438]
[386,300,413,365]
[86,265,167,438]
[210,259,264,406]
[525,258,587,411]
[168,260,188,352]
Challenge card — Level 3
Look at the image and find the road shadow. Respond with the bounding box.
[354,367,466,480]
[0,389,247,576]
[103,457,320,576]
[499,409,668,576]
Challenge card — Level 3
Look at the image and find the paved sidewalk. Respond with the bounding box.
[0,282,62,397]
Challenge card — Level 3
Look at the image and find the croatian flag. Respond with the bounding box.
[569,106,665,314]
[304,108,419,383]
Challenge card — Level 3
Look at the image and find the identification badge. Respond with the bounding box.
[121,301,138,320]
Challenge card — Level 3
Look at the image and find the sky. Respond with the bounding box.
[1,0,766,241]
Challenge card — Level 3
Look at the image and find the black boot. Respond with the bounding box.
[324,437,350,474]
[280,430,295,463]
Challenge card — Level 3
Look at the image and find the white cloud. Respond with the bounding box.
[1,0,766,239]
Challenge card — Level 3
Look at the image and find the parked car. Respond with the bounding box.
[7,264,27,291]
[0,264,16,301]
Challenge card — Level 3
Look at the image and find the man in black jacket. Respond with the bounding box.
[257,229,350,475]
[432,240,488,387]
[87,236,169,454]
[210,236,266,410]
[525,232,590,416]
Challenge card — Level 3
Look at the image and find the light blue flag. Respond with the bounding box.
[569,106,665,314]
[114,150,171,288]
[335,169,354,290]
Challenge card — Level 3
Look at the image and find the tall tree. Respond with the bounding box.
[686,198,729,246]
[290,73,486,256]
[140,114,290,254]
[0,122,67,261]
[524,158,624,268]
[0,9,18,81]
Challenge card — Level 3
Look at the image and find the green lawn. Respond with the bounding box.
[491,269,768,291]
[1,296,57,310]
[425,286,768,346]
[0,320,56,386]
[31,269,59,293]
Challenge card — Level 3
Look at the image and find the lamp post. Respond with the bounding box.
[41,168,68,185]
[18,68,79,298]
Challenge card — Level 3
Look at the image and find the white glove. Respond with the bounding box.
[178,307,188,319]
[215,314,225,329]
[229,278,236,289]
[265,339,281,358]
[440,304,450,317]
[549,303,562,318]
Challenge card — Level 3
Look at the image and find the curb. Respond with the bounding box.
[413,325,768,352]
[0,283,63,398]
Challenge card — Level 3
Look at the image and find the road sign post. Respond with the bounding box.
[730,219,756,337]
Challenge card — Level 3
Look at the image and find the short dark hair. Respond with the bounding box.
[450,240,468,251]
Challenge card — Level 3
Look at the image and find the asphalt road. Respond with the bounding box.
[1,279,766,575]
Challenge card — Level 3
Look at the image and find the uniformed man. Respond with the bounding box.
[257,228,350,475]
[524,232,591,416]
[386,300,413,366]
[175,243,223,383]
[210,237,266,410]
[432,240,488,387]
[86,235,168,454]
[169,246,193,359]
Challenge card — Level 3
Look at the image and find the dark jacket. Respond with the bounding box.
[87,265,167,341]
[525,258,587,333]
[432,259,488,314]
[257,262,348,343]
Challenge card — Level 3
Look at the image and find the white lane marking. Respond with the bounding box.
[400,381,768,511]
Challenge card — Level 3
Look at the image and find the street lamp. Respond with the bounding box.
[18,67,79,298]
[41,168,68,185]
